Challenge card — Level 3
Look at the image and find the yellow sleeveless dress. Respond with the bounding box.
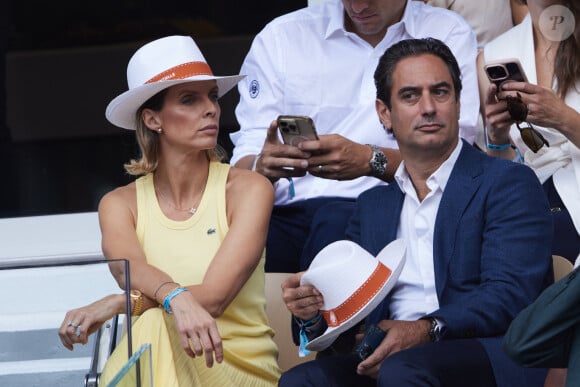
[101,161,281,386]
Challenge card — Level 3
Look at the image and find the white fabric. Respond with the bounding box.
[426,0,514,47]
[484,15,580,263]
[389,140,463,320]
[231,0,479,205]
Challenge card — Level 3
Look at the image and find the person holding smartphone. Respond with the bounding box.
[230,0,480,274]
[477,0,580,266]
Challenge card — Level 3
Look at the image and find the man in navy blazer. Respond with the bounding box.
[280,38,553,386]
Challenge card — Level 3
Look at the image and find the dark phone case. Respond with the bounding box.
[354,324,387,361]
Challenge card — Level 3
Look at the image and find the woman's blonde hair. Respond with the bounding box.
[124,88,227,176]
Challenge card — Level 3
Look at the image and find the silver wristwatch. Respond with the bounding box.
[368,144,387,178]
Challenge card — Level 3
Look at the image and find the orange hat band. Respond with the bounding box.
[145,61,214,84]
[321,263,391,328]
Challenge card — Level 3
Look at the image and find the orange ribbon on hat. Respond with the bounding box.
[145,61,213,84]
[321,263,391,327]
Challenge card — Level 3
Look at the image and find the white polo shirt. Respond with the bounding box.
[231,0,479,205]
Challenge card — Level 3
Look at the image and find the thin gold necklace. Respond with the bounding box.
[155,186,198,215]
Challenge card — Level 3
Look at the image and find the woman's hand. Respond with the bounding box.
[483,83,514,145]
[499,81,569,130]
[281,272,324,321]
[59,293,125,350]
[168,290,223,367]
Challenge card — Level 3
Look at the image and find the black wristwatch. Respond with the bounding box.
[368,144,387,178]
[427,317,442,342]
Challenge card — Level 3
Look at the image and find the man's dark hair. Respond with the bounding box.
[374,38,462,109]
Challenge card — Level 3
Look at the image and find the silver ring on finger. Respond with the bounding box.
[527,104,531,116]
[317,164,323,172]
[68,321,79,328]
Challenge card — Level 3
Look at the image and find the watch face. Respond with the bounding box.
[370,145,387,176]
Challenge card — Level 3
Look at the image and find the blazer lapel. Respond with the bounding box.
[433,142,485,297]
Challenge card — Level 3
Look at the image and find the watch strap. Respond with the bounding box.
[130,290,144,316]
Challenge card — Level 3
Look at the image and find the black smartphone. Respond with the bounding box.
[354,324,387,361]
[277,115,319,146]
[484,58,528,91]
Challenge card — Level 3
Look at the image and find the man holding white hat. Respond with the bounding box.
[280,38,553,386]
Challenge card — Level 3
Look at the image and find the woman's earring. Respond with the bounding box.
[157,127,163,134]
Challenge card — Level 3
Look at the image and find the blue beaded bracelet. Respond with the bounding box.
[163,287,188,314]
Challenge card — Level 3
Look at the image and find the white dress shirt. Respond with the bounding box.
[389,140,463,320]
[231,0,479,205]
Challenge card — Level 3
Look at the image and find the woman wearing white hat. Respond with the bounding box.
[59,35,281,386]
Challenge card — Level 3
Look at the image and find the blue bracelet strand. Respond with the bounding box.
[295,314,322,357]
[484,126,512,151]
[486,142,511,151]
[163,287,188,314]
[512,145,524,164]
[286,177,295,199]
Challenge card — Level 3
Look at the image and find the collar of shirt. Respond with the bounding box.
[325,0,413,42]
[394,140,463,198]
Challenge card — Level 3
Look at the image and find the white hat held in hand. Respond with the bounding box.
[300,239,406,351]
[106,35,245,130]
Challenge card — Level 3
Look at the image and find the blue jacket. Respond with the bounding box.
[346,141,553,387]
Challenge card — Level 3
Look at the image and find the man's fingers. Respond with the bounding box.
[265,120,280,144]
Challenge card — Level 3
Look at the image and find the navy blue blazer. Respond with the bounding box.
[346,141,554,387]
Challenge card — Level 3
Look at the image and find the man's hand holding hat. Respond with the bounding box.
[281,272,324,322]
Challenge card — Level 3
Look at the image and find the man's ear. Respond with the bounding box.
[375,99,392,130]
[142,108,161,131]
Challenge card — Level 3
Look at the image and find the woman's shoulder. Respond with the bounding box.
[227,166,273,192]
[98,181,137,212]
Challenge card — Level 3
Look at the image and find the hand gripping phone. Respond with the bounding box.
[484,58,528,91]
[277,115,319,146]
[354,324,387,361]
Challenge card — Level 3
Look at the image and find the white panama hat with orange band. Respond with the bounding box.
[301,239,406,351]
[105,35,245,130]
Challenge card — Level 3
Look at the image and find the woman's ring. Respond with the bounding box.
[317,165,323,172]
[68,321,79,328]
[526,104,531,116]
